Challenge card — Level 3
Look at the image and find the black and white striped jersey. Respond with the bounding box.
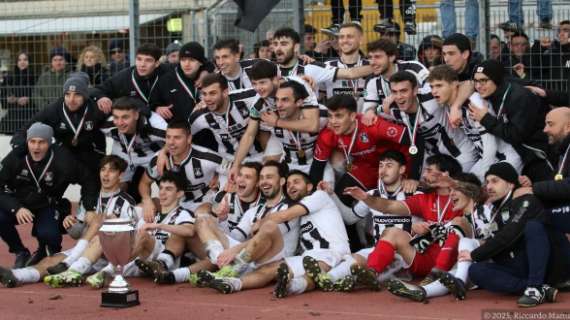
[101,112,166,180]
[222,59,260,91]
[146,145,223,210]
[363,60,431,113]
[231,196,299,257]
[321,57,369,100]
[213,190,264,234]
[189,88,263,159]
[278,60,338,88]
[352,187,416,242]
[270,105,328,169]
[153,206,195,244]
[387,94,478,172]
[80,189,138,221]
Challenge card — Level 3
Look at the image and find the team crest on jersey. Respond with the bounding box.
[386,126,398,138]
[59,122,67,129]
[84,121,94,131]
[360,133,369,143]
[21,169,28,176]
[130,91,137,97]
[194,167,203,178]
[44,172,54,183]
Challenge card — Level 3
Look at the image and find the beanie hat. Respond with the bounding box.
[63,72,90,98]
[49,47,70,62]
[165,41,182,55]
[485,162,519,185]
[179,42,207,64]
[474,59,505,86]
[27,122,53,144]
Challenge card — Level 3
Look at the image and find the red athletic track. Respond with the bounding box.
[0,225,568,320]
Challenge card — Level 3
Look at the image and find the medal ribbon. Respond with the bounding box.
[25,151,54,192]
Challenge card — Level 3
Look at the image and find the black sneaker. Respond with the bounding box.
[544,285,558,303]
[154,270,176,285]
[196,270,216,287]
[386,279,427,303]
[46,262,68,275]
[135,259,166,278]
[351,264,381,291]
[0,266,18,288]
[25,248,47,267]
[517,286,548,307]
[320,24,340,37]
[13,250,30,269]
[404,21,417,35]
[374,19,395,34]
[437,271,467,300]
[499,21,522,33]
[273,262,290,299]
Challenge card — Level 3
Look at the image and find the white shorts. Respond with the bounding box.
[285,249,345,279]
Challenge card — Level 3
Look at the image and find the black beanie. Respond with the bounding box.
[474,59,504,86]
[179,42,207,64]
[485,162,519,185]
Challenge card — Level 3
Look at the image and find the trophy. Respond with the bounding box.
[98,218,140,308]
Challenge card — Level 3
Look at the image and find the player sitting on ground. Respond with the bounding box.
[195,161,299,293]
[86,171,195,288]
[320,150,420,292]
[271,170,350,298]
[0,156,137,288]
[386,172,488,302]
[344,154,471,287]
[152,163,264,285]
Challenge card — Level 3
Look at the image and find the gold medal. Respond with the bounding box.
[71,137,78,147]
[555,174,563,181]
[296,148,305,159]
[346,162,353,172]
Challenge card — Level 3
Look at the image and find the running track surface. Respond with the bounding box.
[0,225,568,320]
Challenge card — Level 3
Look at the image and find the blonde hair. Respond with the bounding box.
[76,45,107,70]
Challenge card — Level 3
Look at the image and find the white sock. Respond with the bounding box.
[157,252,175,269]
[232,249,254,275]
[100,263,114,275]
[287,276,308,295]
[12,267,40,283]
[173,268,191,283]
[455,238,478,283]
[423,280,449,298]
[205,240,224,265]
[328,256,355,282]
[227,277,243,292]
[70,257,92,275]
[62,239,88,265]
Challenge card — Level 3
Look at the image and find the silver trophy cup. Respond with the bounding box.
[98,218,140,308]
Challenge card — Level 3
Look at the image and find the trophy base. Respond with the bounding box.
[101,289,140,308]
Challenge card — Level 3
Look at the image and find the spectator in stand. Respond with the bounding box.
[374,0,417,35]
[531,21,570,87]
[253,40,273,60]
[378,22,416,61]
[33,47,71,109]
[489,34,505,61]
[305,24,338,62]
[440,0,479,41]
[108,39,129,76]
[499,0,553,32]
[76,45,109,87]
[501,31,539,81]
[320,0,362,36]
[165,41,181,65]
[417,35,443,70]
[0,51,36,134]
